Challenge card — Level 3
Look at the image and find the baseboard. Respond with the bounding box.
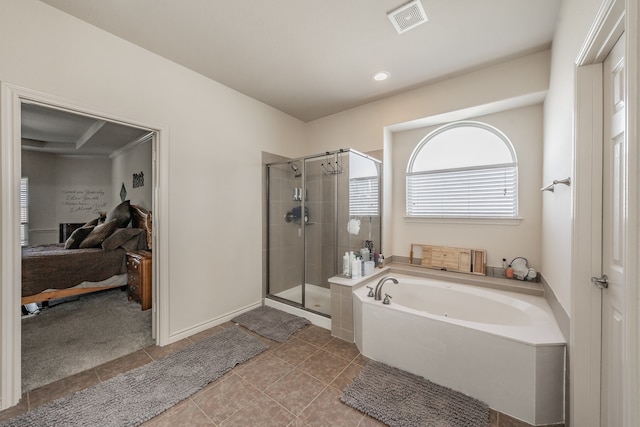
[264,298,331,330]
[167,301,262,344]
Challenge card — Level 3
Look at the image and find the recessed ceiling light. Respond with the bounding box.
[373,71,390,82]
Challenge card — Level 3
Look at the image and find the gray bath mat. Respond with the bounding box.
[341,360,489,427]
[1,327,268,427]
[232,305,310,342]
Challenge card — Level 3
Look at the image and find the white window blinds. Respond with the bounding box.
[349,177,379,216]
[20,177,28,246]
[407,163,517,217]
[406,121,518,219]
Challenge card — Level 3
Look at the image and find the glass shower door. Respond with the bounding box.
[267,162,304,305]
[302,155,335,315]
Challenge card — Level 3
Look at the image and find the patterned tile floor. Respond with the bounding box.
[0,321,548,426]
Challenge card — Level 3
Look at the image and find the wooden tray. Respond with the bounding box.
[409,244,486,275]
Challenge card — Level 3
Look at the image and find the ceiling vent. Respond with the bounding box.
[387,0,428,34]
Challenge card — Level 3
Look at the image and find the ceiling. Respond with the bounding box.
[21,103,151,156]
[25,1,561,155]
[38,0,561,123]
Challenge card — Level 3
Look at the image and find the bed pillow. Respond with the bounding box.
[101,228,143,251]
[83,214,106,227]
[105,200,132,228]
[79,219,118,249]
[64,226,95,249]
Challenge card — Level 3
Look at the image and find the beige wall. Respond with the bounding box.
[542,0,605,313]
[1,1,305,339]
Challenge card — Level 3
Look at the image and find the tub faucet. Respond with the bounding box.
[374,276,398,301]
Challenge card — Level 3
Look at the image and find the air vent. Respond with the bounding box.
[387,0,428,34]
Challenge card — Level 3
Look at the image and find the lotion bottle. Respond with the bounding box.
[343,252,350,276]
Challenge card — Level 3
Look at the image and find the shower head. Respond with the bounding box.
[289,161,301,177]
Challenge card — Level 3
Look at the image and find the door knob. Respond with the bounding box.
[591,275,609,289]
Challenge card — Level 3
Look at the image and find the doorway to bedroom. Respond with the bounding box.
[18,100,158,394]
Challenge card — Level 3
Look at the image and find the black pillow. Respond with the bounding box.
[64,226,95,249]
[106,200,132,228]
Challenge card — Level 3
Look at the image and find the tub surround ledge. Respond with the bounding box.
[388,262,544,296]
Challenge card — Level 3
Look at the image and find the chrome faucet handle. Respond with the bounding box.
[383,294,392,305]
[366,286,374,297]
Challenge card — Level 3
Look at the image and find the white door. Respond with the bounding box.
[601,33,626,427]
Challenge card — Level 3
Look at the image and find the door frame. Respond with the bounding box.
[0,83,171,409]
[573,0,639,425]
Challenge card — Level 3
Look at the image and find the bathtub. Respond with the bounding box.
[353,274,566,426]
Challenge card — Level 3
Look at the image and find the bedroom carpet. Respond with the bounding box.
[21,288,153,392]
[2,327,268,427]
[341,360,490,427]
[232,305,311,342]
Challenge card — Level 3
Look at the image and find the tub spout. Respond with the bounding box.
[374,276,398,301]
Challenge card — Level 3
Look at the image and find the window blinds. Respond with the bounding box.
[406,164,517,217]
[20,178,28,246]
[349,177,379,216]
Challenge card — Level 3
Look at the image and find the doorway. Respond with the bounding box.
[20,101,155,392]
[1,83,167,409]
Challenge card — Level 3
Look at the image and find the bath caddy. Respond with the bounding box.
[409,244,486,275]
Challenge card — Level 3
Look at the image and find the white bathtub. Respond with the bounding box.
[353,274,566,426]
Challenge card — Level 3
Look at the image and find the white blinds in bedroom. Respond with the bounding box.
[20,177,28,246]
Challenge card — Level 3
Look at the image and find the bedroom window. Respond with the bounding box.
[406,121,518,218]
[20,177,28,246]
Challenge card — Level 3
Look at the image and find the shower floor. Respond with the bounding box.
[272,284,331,316]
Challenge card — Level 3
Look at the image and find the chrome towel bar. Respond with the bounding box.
[541,177,571,192]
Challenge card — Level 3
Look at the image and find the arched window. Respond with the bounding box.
[406,121,518,218]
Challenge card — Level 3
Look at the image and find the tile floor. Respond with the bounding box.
[0,322,557,426]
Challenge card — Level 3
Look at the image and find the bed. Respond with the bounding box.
[21,202,152,305]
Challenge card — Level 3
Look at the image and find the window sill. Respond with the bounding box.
[404,216,523,226]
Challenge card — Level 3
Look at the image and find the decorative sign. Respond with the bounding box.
[133,171,144,188]
[61,188,108,215]
[120,183,127,202]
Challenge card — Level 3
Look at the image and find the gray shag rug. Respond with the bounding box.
[2,327,268,427]
[22,288,154,392]
[232,305,310,342]
[341,360,489,427]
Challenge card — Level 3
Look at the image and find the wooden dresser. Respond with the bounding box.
[126,250,152,310]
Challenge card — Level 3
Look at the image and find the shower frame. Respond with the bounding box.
[266,148,382,317]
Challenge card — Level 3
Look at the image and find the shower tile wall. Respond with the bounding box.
[305,157,337,290]
[320,175,336,286]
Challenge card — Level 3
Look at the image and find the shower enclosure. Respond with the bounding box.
[266,149,381,317]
